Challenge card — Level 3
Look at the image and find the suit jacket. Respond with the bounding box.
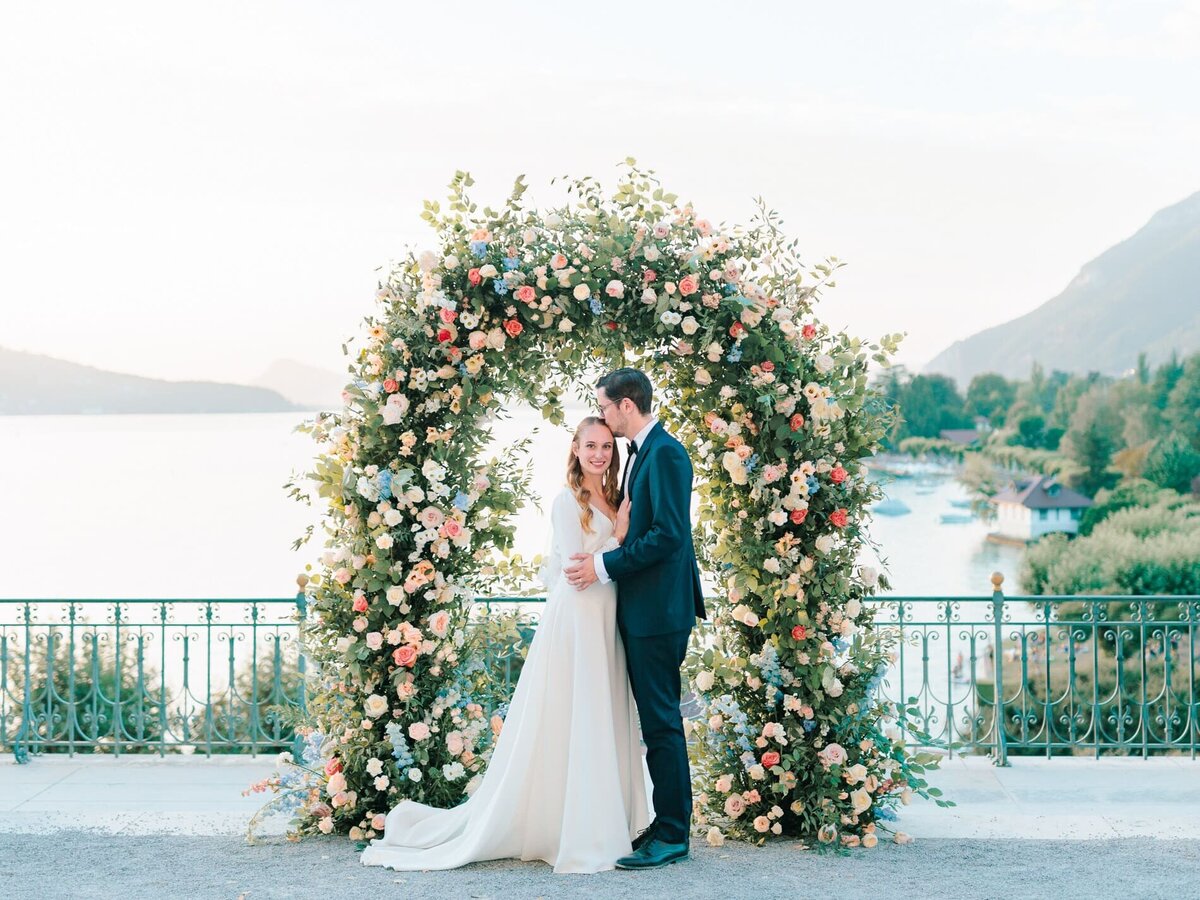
[602,421,707,638]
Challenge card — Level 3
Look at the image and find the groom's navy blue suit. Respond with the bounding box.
[602,421,706,845]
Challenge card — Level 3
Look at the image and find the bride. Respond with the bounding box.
[360,417,651,874]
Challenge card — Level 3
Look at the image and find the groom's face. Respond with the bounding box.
[595,388,630,438]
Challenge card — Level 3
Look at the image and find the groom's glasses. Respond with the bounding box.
[596,399,619,415]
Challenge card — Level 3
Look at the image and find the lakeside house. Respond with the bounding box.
[990,475,1093,541]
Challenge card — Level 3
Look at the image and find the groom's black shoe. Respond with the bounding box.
[615,837,689,870]
[630,821,657,851]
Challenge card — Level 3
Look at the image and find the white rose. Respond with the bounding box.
[417,250,438,272]
[814,353,835,373]
[681,315,699,335]
[374,775,390,790]
[815,534,835,555]
[380,393,409,425]
[859,566,879,587]
[605,279,625,299]
[695,670,715,692]
[643,245,661,262]
[364,694,389,718]
[573,283,591,301]
[522,228,536,245]
[408,769,423,783]
[768,509,787,526]
[443,254,460,269]
[558,317,575,332]
[384,509,403,527]
[544,213,562,229]
[641,288,657,304]
[695,368,712,386]
[845,598,862,618]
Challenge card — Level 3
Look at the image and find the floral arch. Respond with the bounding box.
[291,162,940,849]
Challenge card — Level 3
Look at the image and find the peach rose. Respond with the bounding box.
[679,274,699,296]
[393,645,417,667]
[723,794,746,818]
[515,284,536,303]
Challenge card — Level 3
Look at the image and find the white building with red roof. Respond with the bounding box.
[991,475,1093,541]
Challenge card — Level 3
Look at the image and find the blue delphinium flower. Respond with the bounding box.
[385,722,416,768]
[724,283,738,295]
[502,256,519,271]
[744,453,760,475]
[453,491,472,511]
[469,240,488,258]
[726,345,743,363]
[588,296,603,315]
[802,718,818,734]
[493,280,510,296]
[458,363,469,378]
[376,470,392,501]
[806,476,821,496]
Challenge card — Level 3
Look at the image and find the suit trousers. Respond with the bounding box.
[621,627,692,844]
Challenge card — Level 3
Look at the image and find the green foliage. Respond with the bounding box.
[1022,500,1200,595]
[1143,433,1200,493]
[1061,383,1123,496]
[964,372,1016,427]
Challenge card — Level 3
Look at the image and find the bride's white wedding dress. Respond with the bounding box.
[360,487,651,874]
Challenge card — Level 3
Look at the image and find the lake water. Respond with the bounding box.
[0,411,1022,600]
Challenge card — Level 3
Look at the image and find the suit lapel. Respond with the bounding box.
[625,422,662,493]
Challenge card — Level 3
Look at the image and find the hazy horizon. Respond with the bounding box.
[3,1,1198,386]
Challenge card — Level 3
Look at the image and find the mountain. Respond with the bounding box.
[253,359,346,410]
[924,191,1200,387]
[0,348,304,415]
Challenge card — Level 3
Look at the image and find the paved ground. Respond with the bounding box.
[2,754,1198,898]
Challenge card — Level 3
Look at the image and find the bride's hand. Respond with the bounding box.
[614,496,631,544]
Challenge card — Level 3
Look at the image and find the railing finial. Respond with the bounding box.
[296,574,309,591]
[990,572,1004,591]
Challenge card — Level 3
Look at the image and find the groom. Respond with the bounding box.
[565,367,707,869]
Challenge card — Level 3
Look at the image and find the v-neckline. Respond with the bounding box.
[588,502,617,529]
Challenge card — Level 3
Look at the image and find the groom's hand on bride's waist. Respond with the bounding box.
[564,553,597,590]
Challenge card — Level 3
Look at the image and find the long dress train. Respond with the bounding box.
[360,487,650,874]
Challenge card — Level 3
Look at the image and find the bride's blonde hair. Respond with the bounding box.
[567,417,622,533]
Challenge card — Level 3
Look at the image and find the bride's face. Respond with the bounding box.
[573,424,615,477]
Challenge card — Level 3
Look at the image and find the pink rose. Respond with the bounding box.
[550,253,568,270]
[679,274,699,296]
[468,331,487,351]
[830,466,848,484]
[830,508,849,528]
[761,751,781,768]
[324,757,342,776]
[515,285,536,304]
[371,813,387,831]
[723,794,746,818]
[504,319,524,338]
[408,722,430,741]
[802,323,817,339]
[643,268,657,284]
[467,268,482,286]
[365,631,383,651]
[333,568,352,586]
[440,519,462,539]
[439,308,457,324]
[352,595,369,613]
[418,506,445,528]
[819,743,847,767]
[393,645,417,667]
[754,815,771,833]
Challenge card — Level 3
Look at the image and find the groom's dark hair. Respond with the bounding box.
[596,368,653,415]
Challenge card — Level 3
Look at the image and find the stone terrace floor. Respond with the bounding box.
[2,754,1198,899]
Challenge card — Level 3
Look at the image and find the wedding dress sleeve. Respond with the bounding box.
[537,489,582,592]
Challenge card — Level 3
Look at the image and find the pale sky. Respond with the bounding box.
[3,1,1198,386]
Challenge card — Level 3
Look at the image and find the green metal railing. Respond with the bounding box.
[0,597,306,761]
[877,575,1200,764]
[5,578,1197,763]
